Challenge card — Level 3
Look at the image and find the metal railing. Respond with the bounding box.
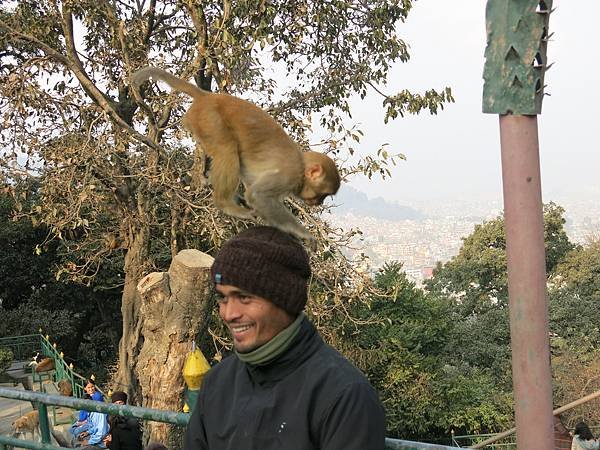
[386,439,464,449]
[37,334,91,399]
[452,432,516,449]
[467,390,600,449]
[0,387,187,450]
[0,334,41,361]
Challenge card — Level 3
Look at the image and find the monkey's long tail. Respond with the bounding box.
[131,67,207,99]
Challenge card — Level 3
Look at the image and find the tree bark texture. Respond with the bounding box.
[115,224,150,398]
[135,249,215,444]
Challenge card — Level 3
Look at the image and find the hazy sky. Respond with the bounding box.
[344,1,599,208]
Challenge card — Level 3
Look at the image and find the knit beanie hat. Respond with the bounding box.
[111,391,128,404]
[211,226,311,314]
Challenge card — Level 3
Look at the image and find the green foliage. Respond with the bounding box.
[344,262,512,441]
[0,300,77,344]
[426,203,573,315]
[426,215,507,315]
[549,240,600,353]
[0,190,121,383]
[381,202,598,442]
[0,189,56,309]
[551,239,600,295]
[432,366,513,435]
[443,307,512,387]
[0,347,13,374]
[424,203,575,387]
[544,204,576,273]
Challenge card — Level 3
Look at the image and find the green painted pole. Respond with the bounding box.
[37,402,52,444]
[0,435,68,450]
[186,387,199,412]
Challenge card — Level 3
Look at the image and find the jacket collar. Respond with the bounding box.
[245,316,323,385]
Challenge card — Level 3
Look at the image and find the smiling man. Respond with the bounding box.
[184,226,385,450]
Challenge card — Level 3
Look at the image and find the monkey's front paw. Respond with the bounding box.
[222,204,256,220]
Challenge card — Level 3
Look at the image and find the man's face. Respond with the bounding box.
[216,284,295,353]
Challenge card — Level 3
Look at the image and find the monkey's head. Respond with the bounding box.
[299,152,341,206]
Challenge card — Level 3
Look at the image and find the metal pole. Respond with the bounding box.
[37,402,52,444]
[499,114,554,450]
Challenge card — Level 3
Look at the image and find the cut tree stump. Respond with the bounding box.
[135,249,214,445]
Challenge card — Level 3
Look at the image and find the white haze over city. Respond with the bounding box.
[339,1,599,217]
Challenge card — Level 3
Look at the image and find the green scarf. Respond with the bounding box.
[236,312,305,366]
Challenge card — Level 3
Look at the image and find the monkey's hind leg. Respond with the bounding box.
[209,145,255,220]
[246,179,316,246]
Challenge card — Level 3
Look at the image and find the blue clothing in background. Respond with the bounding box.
[86,411,109,447]
[77,391,104,421]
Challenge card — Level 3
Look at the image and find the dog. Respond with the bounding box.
[35,357,55,373]
[12,410,40,440]
[27,352,42,368]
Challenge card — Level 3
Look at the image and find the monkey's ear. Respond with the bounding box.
[305,163,324,181]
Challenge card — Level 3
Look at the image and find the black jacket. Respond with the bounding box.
[108,417,143,450]
[184,317,386,450]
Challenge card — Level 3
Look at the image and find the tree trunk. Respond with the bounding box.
[135,249,215,444]
[115,224,149,398]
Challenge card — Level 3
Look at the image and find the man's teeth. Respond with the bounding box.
[232,325,251,333]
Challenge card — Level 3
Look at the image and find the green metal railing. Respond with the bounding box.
[0,334,41,361]
[38,334,91,399]
[385,440,463,449]
[0,386,463,450]
[0,333,97,399]
[0,387,187,450]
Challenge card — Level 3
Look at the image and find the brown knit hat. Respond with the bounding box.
[211,226,311,314]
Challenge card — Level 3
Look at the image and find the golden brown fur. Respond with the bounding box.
[57,378,73,396]
[34,357,54,373]
[12,410,40,439]
[131,67,341,244]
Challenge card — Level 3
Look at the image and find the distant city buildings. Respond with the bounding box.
[329,198,599,287]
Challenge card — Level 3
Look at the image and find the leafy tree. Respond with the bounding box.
[443,307,512,385]
[426,203,573,315]
[549,239,600,418]
[552,347,600,427]
[551,239,600,296]
[0,190,121,380]
[0,186,55,310]
[425,204,575,388]
[1,0,452,402]
[549,288,600,355]
[344,262,512,441]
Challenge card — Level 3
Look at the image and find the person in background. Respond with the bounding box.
[103,391,143,450]
[69,379,104,443]
[571,421,600,450]
[77,410,109,449]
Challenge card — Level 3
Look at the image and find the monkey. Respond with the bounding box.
[131,67,341,245]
